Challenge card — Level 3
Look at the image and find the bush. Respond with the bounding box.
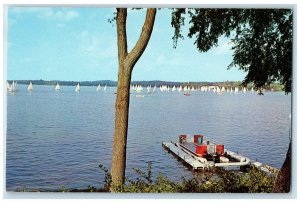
[99,163,275,193]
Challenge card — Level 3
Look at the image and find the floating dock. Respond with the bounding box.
[162,142,210,170]
[162,135,280,175]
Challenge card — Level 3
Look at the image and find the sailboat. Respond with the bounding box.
[55,82,61,91]
[11,81,17,92]
[104,84,107,92]
[75,83,80,92]
[172,85,176,91]
[96,84,101,91]
[6,81,12,92]
[234,87,239,93]
[178,85,182,92]
[153,85,156,92]
[147,85,152,94]
[27,81,33,91]
[136,85,143,93]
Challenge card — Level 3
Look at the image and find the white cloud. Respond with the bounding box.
[9,7,79,22]
[43,10,79,21]
[10,7,49,14]
[76,30,117,58]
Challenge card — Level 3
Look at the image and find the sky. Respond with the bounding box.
[6,7,247,82]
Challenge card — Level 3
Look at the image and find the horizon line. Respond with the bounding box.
[6,79,244,83]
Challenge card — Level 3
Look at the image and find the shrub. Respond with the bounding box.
[99,162,275,193]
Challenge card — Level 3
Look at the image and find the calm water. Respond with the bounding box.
[6,85,291,191]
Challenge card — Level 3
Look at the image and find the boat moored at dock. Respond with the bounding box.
[162,134,279,175]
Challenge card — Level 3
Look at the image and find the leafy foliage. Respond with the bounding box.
[171,9,292,93]
[100,162,275,193]
[99,164,112,191]
[13,163,275,192]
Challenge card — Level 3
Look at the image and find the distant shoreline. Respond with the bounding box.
[7,79,284,91]
[6,79,242,87]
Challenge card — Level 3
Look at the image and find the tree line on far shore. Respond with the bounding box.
[8,79,284,91]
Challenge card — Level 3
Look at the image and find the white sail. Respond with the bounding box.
[172,85,176,91]
[234,87,239,93]
[242,87,247,93]
[75,83,80,92]
[27,81,33,91]
[96,84,101,91]
[104,84,107,92]
[178,85,182,92]
[55,82,61,91]
[136,85,143,92]
[147,85,152,93]
[6,81,12,92]
[11,81,17,92]
[153,85,156,92]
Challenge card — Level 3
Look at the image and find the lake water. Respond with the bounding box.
[6,85,291,191]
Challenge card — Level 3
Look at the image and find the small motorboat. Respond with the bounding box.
[163,134,250,170]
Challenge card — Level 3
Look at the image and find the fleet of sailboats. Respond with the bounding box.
[6,81,260,95]
[6,81,17,92]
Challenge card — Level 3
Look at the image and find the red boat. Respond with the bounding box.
[178,134,229,163]
[162,134,279,174]
[163,134,251,170]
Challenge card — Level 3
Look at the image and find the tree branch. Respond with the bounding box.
[116,8,128,62]
[125,8,156,70]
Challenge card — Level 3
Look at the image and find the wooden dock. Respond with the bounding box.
[162,141,279,175]
[162,142,210,170]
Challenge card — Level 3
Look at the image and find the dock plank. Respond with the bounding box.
[162,142,207,170]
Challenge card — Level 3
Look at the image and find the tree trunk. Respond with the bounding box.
[111,66,131,187]
[272,141,291,193]
[111,8,156,190]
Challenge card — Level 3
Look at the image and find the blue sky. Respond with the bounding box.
[7,7,246,82]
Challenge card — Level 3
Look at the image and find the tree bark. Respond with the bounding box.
[272,141,291,193]
[111,8,156,189]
